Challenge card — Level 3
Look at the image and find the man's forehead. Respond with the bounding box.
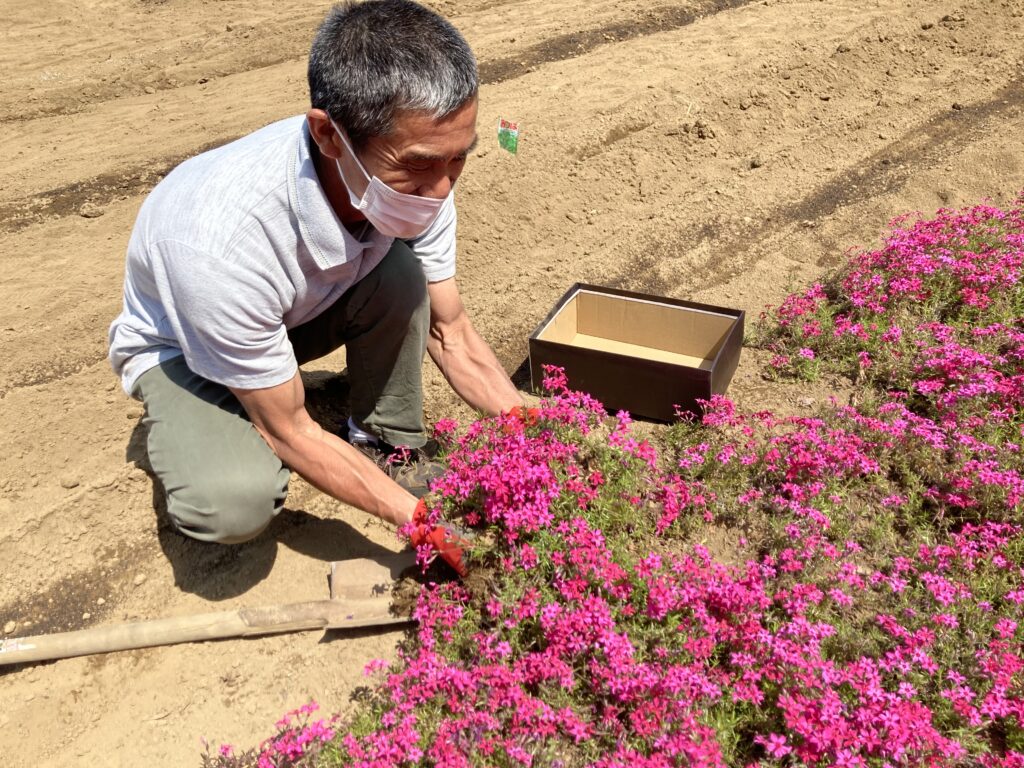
[380,101,479,160]
[396,134,479,164]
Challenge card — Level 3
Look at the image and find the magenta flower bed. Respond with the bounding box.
[206,199,1024,767]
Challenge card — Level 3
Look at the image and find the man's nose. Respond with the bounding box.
[418,172,456,199]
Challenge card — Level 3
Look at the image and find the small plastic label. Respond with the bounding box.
[498,118,520,154]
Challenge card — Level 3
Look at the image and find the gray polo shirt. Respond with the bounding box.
[108,115,457,395]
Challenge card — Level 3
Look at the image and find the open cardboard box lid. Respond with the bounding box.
[528,284,744,421]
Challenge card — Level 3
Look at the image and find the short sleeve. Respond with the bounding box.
[148,239,298,389]
[406,193,457,282]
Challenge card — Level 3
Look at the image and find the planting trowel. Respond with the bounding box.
[0,550,417,667]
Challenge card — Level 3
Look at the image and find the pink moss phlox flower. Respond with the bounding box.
[259,205,1024,766]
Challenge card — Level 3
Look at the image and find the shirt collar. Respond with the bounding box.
[289,118,387,270]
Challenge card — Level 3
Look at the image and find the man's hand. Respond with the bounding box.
[505,405,541,426]
[409,498,471,577]
[499,405,541,435]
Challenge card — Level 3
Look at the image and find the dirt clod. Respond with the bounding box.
[693,119,716,139]
[78,202,104,218]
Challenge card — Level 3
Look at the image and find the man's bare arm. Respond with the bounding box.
[230,373,417,526]
[426,277,523,415]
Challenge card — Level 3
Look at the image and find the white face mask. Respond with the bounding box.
[330,120,449,239]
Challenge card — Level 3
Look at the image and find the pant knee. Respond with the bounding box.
[167,468,289,544]
[376,242,428,316]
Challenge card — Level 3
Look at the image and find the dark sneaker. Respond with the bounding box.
[340,424,446,498]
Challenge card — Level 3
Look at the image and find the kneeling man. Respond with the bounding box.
[108,0,524,561]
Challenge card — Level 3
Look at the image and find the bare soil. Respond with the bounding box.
[2,0,1023,763]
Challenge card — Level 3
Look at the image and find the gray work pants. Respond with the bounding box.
[132,239,430,544]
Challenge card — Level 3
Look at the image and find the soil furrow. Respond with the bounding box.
[0,0,748,126]
[694,72,1024,289]
[0,0,756,234]
[0,538,150,646]
[478,0,754,83]
[0,354,109,399]
[781,79,1024,244]
[0,140,231,236]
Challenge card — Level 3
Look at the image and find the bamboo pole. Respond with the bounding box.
[0,599,410,666]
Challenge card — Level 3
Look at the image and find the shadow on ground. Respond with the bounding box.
[123,369,396,601]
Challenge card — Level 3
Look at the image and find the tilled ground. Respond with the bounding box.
[1,0,1023,763]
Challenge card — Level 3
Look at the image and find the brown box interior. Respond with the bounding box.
[534,288,738,370]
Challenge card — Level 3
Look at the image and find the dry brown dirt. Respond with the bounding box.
[2,0,1024,763]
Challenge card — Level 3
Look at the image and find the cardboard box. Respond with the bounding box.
[529,284,744,421]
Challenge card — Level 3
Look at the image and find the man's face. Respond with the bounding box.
[341,97,478,200]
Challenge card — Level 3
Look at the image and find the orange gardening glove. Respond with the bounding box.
[409,498,470,577]
[503,405,541,432]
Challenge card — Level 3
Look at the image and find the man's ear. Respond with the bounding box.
[306,109,342,160]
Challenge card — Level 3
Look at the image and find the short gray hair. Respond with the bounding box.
[308,0,479,147]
